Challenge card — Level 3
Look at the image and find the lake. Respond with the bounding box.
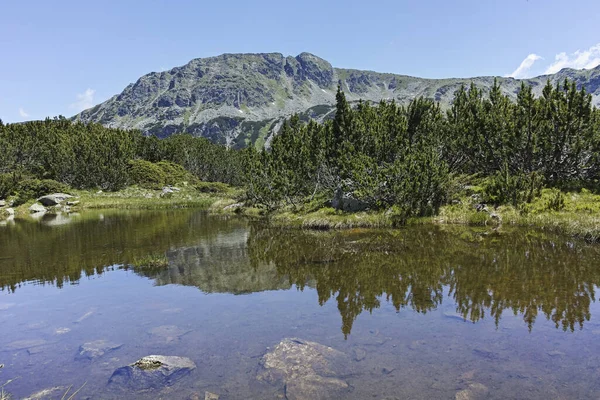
[1,209,600,399]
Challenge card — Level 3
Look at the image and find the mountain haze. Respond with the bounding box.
[74,52,600,148]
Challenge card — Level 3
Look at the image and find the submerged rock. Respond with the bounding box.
[148,325,192,343]
[23,386,68,400]
[258,338,352,400]
[76,340,123,360]
[108,355,196,390]
[37,193,74,206]
[204,392,220,400]
[352,347,366,361]
[455,383,489,400]
[6,339,47,351]
[74,309,96,324]
[0,302,15,311]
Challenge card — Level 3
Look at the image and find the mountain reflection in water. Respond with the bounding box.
[3,209,597,337]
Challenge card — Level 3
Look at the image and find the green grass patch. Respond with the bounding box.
[436,188,600,242]
[254,123,271,150]
[271,208,394,230]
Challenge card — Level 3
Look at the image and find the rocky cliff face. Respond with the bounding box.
[74,52,600,148]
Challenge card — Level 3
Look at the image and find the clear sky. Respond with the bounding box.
[2,0,599,123]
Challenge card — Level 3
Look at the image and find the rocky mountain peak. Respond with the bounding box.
[74,52,600,148]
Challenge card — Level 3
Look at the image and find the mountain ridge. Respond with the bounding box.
[74,52,600,148]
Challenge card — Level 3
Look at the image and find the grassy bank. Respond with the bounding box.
[269,207,394,229]
[435,188,600,242]
[254,188,600,242]
[2,184,599,243]
[0,183,243,219]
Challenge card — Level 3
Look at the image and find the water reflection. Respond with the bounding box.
[1,211,599,336]
[246,226,600,335]
[0,210,246,292]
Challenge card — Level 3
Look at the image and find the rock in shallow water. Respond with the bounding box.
[257,338,353,400]
[22,386,68,400]
[456,383,489,400]
[148,325,192,343]
[108,355,196,390]
[6,339,47,351]
[76,340,123,360]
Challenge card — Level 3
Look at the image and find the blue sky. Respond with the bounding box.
[2,0,599,122]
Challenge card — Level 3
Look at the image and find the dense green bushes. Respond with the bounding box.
[446,80,600,199]
[245,80,600,214]
[128,160,197,189]
[0,174,15,199]
[0,118,244,195]
[0,173,70,205]
[245,95,451,218]
[0,78,598,217]
[128,160,166,189]
[13,179,70,205]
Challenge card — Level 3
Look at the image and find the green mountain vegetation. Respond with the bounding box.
[245,80,600,222]
[1,77,599,224]
[72,52,600,149]
[0,118,245,205]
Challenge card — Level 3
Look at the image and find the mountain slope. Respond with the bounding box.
[74,52,600,148]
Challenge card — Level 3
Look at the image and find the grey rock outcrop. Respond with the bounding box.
[108,355,196,390]
[73,52,600,148]
[332,188,369,212]
[258,338,353,400]
[38,193,74,206]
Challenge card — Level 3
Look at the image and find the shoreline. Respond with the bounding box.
[2,186,599,243]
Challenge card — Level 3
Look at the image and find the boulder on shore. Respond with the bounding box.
[108,355,196,390]
[331,188,368,212]
[38,193,74,206]
[29,203,47,214]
